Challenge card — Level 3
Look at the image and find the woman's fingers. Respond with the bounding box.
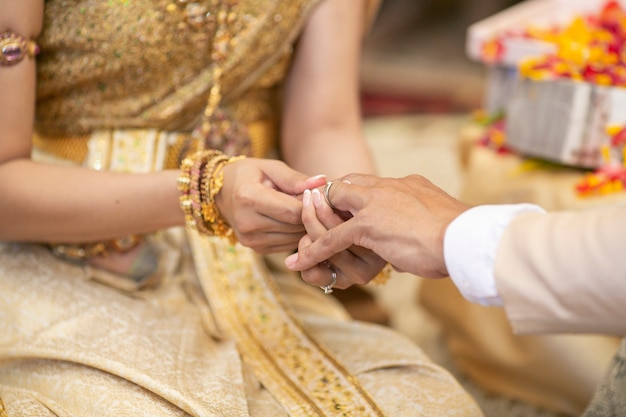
[298,190,347,289]
[303,189,343,235]
[257,158,327,196]
[296,188,383,289]
[295,233,355,290]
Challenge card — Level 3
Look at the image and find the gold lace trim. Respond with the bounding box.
[32,133,90,165]
[190,232,387,417]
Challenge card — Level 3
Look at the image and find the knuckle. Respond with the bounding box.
[367,187,388,202]
[237,231,257,248]
[351,221,370,248]
[234,216,254,234]
[300,269,322,286]
[319,231,334,247]
[283,205,302,225]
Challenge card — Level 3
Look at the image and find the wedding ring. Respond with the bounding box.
[321,265,337,294]
[323,181,338,211]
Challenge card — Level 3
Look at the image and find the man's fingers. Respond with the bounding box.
[324,179,372,215]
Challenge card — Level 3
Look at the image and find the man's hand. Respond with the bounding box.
[285,174,471,280]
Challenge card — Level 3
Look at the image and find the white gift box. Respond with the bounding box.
[507,79,626,168]
[466,0,626,168]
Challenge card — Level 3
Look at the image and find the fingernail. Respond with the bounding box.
[307,174,326,181]
[342,180,351,184]
[312,188,322,208]
[303,189,311,207]
[285,252,298,268]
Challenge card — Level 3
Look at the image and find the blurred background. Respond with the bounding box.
[358,1,562,416]
[361,0,522,116]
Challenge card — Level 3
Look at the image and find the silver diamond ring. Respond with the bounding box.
[321,265,337,294]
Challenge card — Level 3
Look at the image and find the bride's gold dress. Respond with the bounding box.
[0,1,482,415]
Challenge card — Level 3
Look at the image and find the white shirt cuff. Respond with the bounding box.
[443,204,546,306]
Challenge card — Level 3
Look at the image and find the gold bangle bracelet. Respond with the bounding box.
[201,155,245,243]
[178,156,199,229]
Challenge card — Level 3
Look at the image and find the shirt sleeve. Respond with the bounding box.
[443,204,546,306]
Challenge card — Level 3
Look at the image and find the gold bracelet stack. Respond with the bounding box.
[178,149,245,243]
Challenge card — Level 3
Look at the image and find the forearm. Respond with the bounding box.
[283,129,377,179]
[280,0,373,178]
[0,159,183,242]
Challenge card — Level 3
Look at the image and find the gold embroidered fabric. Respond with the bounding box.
[0,1,484,416]
[35,0,302,137]
[189,232,387,416]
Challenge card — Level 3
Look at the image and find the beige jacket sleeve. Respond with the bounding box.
[495,203,626,335]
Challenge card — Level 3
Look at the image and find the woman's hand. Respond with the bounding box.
[295,187,387,291]
[217,158,327,254]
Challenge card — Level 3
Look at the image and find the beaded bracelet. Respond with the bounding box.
[179,150,218,233]
[49,235,144,261]
[189,153,224,236]
[0,31,40,66]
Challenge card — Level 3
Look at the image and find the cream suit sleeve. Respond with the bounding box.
[495,203,626,335]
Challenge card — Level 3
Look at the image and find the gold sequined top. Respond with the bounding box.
[35,0,325,161]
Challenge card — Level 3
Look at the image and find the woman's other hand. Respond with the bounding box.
[217,158,326,254]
